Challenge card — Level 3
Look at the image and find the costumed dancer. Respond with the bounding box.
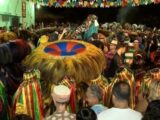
[45,85,76,120]
[13,69,44,120]
[135,68,160,114]
[89,75,109,106]
[0,80,10,120]
[132,51,146,102]
[83,14,99,41]
[70,14,99,41]
[23,40,106,113]
[0,39,31,106]
[107,67,135,109]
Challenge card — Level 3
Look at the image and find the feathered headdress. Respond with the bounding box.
[23,40,106,108]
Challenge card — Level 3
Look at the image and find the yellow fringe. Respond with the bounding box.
[23,40,106,103]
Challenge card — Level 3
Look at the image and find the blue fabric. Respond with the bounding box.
[91,104,107,115]
[83,23,98,41]
[44,42,85,56]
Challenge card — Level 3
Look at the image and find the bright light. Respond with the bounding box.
[36,4,41,9]
[0,0,5,5]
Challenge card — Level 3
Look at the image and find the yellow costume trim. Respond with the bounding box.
[23,40,106,105]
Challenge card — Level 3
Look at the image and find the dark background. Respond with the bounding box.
[36,3,160,28]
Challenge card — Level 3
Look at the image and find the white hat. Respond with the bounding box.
[111,40,118,45]
[134,40,139,43]
[52,85,71,103]
[125,52,134,59]
[128,42,134,47]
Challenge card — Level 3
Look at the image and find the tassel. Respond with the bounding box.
[70,84,76,113]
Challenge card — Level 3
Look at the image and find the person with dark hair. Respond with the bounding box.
[48,32,59,42]
[154,50,160,68]
[142,100,160,120]
[86,85,107,115]
[12,114,32,120]
[76,82,89,110]
[76,107,97,120]
[98,81,142,120]
[89,40,104,51]
[105,42,126,78]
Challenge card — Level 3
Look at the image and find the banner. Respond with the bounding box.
[22,1,26,18]
[28,0,159,8]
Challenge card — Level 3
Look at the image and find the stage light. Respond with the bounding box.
[0,0,5,5]
[37,4,41,9]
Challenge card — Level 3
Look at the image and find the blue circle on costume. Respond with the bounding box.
[44,41,86,56]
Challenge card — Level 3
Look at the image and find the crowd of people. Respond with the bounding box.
[0,14,160,120]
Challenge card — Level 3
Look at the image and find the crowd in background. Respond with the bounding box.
[0,15,160,120]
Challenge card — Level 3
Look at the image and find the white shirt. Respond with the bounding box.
[98,107,142,120]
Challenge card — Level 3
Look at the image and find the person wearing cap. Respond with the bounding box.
[45,85,76,120]
[124,52,134,67]
[109,39,118,54]
[125,53,133,63]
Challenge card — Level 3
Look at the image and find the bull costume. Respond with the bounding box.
[23,39,107,114]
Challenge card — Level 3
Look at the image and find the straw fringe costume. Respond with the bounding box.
[135,68,160,113]
[90,75,109,106]
[0,39,31,105]
[0,81,10,120]
[23,40,106,113]
[107,67,135,109]
[141,68,160,95]
[13,69,44,120]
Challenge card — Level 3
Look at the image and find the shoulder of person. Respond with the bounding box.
[45,115,53,120]
[68,113,76,120]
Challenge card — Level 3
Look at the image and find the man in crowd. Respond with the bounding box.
[45,85,76,120]
[98,81,142,120]
[86,85,107,115]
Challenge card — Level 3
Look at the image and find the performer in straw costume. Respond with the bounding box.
[23,40,106,113]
